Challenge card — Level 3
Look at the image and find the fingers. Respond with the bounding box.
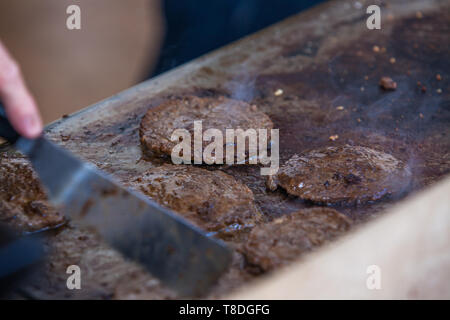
[0,41,42,138]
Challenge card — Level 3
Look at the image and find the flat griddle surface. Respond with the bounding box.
[46,0,449,221]
[8,0,450,299]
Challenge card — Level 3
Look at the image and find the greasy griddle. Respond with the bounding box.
[45,0,449,220]
[9,0,449,298]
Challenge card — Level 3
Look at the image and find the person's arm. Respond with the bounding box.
[0,40,42,138]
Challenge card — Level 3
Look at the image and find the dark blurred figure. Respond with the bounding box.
[0,224,44,298]
[152,0,326,76]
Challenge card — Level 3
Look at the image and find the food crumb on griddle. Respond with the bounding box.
[329,134,339,141]
[436,88,442,94]
[265,175,278,192]
[274,89,283,96]
[417,81,427,92]
[336,106,345,110]
[372,45,380,53]
[379,77,397,90]
[436,74,442,81]
[60,134,71,142]
[389,57,396,64]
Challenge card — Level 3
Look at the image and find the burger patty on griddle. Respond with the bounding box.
[128,164,263,239]
[0,153,65,232]
[242,208,352,272]
[139,96,273,161]
[269,145,411,204]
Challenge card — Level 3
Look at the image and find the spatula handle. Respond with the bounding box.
[0,102,21,144]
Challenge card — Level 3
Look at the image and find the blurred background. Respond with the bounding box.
[0,0,325,124]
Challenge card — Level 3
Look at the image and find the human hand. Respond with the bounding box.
[0,40,42,138]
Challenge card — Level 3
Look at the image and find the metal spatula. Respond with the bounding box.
[0,102,232,296]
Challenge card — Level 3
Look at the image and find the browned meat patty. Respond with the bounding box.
[0,153,65,232]
[139,95,273,161]
[268,145,411,204]
[128,164,262,239]
[242,208,352,272]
